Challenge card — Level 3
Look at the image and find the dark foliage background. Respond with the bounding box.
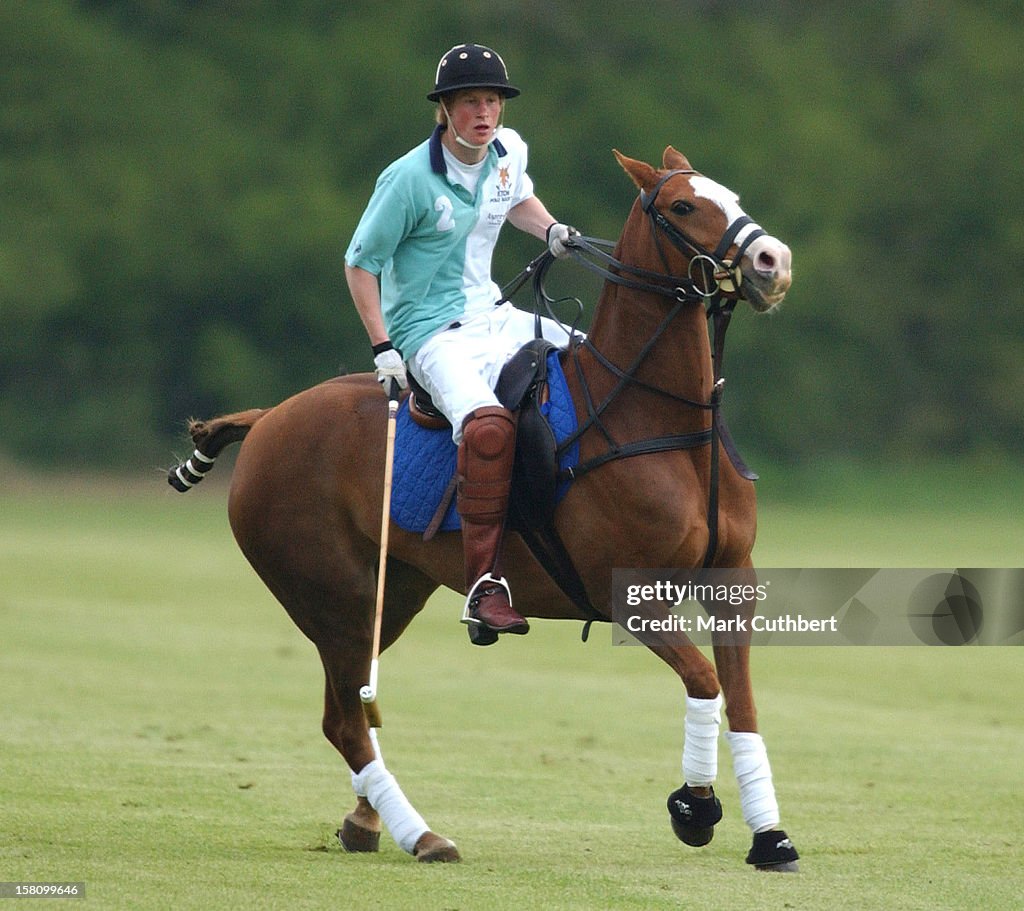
[2,1,1020,469]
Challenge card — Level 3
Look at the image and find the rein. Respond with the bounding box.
[533,170,761,569]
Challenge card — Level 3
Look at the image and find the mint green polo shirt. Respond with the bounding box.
[346,125,535,358]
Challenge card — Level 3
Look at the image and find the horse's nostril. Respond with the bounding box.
[755,251,777,274]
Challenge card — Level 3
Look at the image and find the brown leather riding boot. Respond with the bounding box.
[457,405,529,641]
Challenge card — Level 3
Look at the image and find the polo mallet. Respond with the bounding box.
[359,384,400,728]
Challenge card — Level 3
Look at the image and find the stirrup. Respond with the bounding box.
[460,573,512,626]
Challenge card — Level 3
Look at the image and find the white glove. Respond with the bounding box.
[546,222,579,259]
[372,344,407,397]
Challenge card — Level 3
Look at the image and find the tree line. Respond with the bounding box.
[1,0,1020,468]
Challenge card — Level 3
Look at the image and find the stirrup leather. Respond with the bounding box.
[460,573,512,626]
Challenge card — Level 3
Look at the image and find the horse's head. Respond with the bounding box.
[613,147,792,312]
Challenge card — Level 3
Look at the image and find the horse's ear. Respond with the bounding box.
[613,149,658,190]
[662,146,691,170]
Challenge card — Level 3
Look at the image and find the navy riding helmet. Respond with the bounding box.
[427,44,521,101]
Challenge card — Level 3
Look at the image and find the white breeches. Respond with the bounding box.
[407,302,575,443]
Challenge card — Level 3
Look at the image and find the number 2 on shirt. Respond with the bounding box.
[434,195,455,233]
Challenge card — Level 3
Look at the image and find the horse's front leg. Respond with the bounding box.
[710,564,800,872]
[644,638,727,849]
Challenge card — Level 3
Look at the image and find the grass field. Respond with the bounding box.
[1,465,1022,910]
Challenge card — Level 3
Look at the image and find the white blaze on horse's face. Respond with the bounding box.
[689,175,793,312]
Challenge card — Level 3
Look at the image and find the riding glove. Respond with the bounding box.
[546,222,579,259]
[372,343,408,397]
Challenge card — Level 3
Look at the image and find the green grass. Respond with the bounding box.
[752,456,1024,566]
[1,467,1022,909]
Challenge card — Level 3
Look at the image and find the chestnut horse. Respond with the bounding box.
[169,147,798,870]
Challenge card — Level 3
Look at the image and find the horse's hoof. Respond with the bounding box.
[670,817,715,847]
[414,831,461,863]
[746,829,799,872]
[667,784,722,847]
[337,815,380,853]
[756,860,800,873]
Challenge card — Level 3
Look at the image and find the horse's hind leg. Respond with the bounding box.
[322,659,457,863]
[318,558,460,863]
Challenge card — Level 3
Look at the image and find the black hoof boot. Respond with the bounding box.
[746,829,800,872]
[667,784,723,847]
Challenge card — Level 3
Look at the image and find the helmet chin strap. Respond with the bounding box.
[440,100,503,152]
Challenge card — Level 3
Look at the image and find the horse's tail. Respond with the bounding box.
[167,408,269,493]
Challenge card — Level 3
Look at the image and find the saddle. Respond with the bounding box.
[405,338,562,536]
[390,339,601,630]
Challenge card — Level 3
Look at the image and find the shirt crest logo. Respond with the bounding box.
[492,166,512,204]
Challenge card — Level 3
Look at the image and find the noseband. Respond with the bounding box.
[639,168,766,300]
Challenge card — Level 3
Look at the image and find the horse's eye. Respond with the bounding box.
[671,200,695,216]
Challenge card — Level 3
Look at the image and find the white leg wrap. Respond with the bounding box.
[725,731,780,833]
[682,693,722,787]
[351,758,429,855]
[350,729,383,797]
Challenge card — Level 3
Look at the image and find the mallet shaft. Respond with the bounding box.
[361,392,399,728]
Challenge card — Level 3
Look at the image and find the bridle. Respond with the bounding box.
[490,168,770,635]
[534,168,767,313]
[639,168,766,300]
[514,168,763,570]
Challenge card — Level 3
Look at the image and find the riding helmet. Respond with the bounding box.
[427,44,521,101]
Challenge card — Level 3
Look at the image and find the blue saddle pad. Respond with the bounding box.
[390,349,578,534]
